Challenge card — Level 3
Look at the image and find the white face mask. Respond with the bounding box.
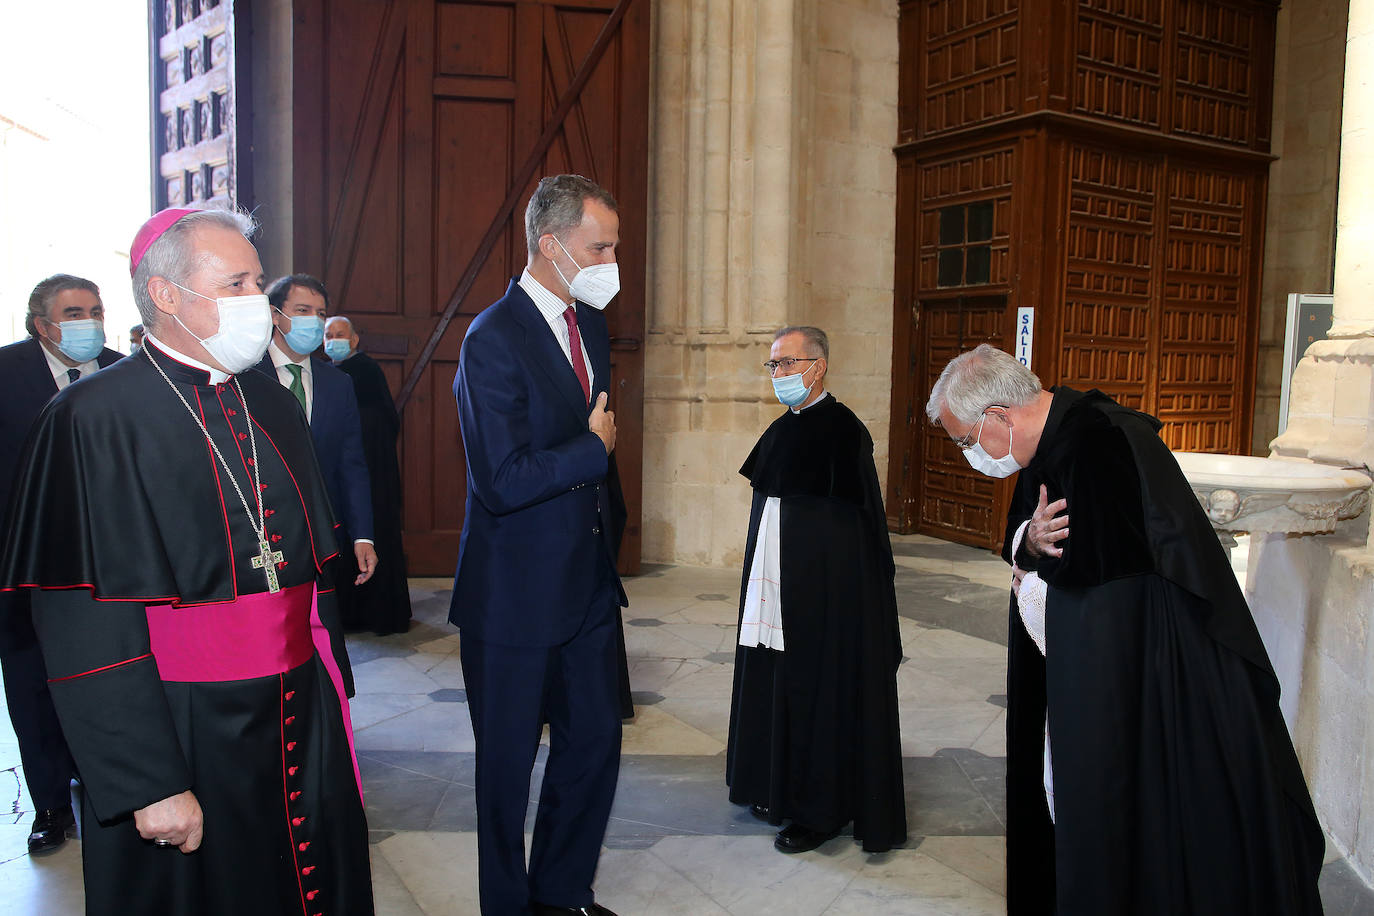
[552,235,620,310]
[961,413,1022,479]
[168,281,273,374]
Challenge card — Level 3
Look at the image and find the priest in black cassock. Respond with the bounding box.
[726,326,907,855]
[928,344,1324,915]
[0,207,373,916]
[324,315,413,635]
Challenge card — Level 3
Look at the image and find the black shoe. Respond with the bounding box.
[773,822,840,854]
[749,803,770,820]
[531,905,618,916]
[27,807,75,855]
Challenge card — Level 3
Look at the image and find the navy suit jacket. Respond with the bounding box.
[0,338,123,516]
[254,353,373,546]
[449,280,626,648]
[0,337,122,651]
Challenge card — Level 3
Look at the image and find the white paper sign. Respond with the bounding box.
[1015,307,1034,370]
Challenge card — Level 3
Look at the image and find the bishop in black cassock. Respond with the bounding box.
[930,344,1323,915]
[726,327,907,855]
[0,208,373,916]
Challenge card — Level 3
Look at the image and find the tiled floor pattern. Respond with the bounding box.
[3,534,1372,914]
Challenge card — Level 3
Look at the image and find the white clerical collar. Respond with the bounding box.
[269,340,311,372]
[791,390,831,414]
[39,338,98,386]
[143,330,231,384]
[518,267,574,325]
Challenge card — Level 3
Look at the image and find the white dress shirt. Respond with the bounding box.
[518,268,595,391]
[268,341,314,420]
[40,340,99,390]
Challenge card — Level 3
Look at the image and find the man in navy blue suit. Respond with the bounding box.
[258,275,377,602]
[0,274,122,854]
[451,175,627,916]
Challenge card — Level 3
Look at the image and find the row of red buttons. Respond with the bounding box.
[284,687,324,916]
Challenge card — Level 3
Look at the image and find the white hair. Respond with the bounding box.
[132,208,257,330]
[926,343,1041,425]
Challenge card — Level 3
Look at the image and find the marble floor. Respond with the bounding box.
[3,534,1373,914]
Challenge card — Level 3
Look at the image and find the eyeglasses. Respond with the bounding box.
[763,356,820,374]
[951,406,1006,450]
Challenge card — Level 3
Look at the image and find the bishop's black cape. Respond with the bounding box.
[336,351,412,634]
[0,342,373,916]
[726,395,907,852]
[1002,387,1324,915]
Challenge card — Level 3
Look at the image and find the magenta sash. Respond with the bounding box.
[309,590,363,801]
[145,583,363,801]
[146,583,315,682]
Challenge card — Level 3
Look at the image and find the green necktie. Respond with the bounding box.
[285,363,307,413]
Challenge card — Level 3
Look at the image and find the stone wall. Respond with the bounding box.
[1254,0,1347,455]
[1248,529,1374,882]
[642,0,899,567]
[1249,0,1374,885]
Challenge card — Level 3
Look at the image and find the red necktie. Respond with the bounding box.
[562,305,591,405]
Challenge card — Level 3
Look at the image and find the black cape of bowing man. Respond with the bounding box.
[726,394,907,852]
[0,341,373,916]
[1002,387,1324,915]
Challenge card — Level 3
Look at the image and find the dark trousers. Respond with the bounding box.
[461,587,622,916]
[1,640,75,811]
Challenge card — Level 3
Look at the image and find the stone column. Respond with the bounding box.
[1249,0,1374,885]
[1271,0,1374,549]
[643,0,899,566]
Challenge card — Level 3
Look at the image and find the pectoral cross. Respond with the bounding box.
[252,539,284,593]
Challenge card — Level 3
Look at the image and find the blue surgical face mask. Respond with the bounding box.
[279,312,325,355]
[771,362,818,408]
[52,319,106,363]
[324,338,352,362]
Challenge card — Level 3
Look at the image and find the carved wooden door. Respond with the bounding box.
[291,0,649,576]
[889,0,1274,548]
[903,296,1012,549]
[151,0,248,208]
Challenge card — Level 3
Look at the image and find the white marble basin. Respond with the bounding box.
[1173,452,1372,534]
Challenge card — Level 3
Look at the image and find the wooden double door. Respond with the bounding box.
[287,0,650,575]
[891,294,1011,549]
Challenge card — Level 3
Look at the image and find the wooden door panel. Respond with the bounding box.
[913,296,1010,550]
[433,98,521,316]
[295,0,648,576]
[889,0,1274,550]
[345,97,406,315]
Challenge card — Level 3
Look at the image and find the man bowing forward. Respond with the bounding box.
[451,174,626,916]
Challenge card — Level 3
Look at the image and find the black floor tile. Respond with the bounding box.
[936,748,1007,827]
[895,568,1010,646]
[1320,857,1374,915]
[607,755,774,839]
[903,755,1004,837]
[346,641,418,665]
[359,749,474,784]
[358,749,1013,840]
[358,754,458,831]
[891,541,1000,563]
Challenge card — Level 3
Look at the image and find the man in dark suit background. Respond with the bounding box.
[450,174,626,916]
[258,275,378,605]
[0,274,122,854]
